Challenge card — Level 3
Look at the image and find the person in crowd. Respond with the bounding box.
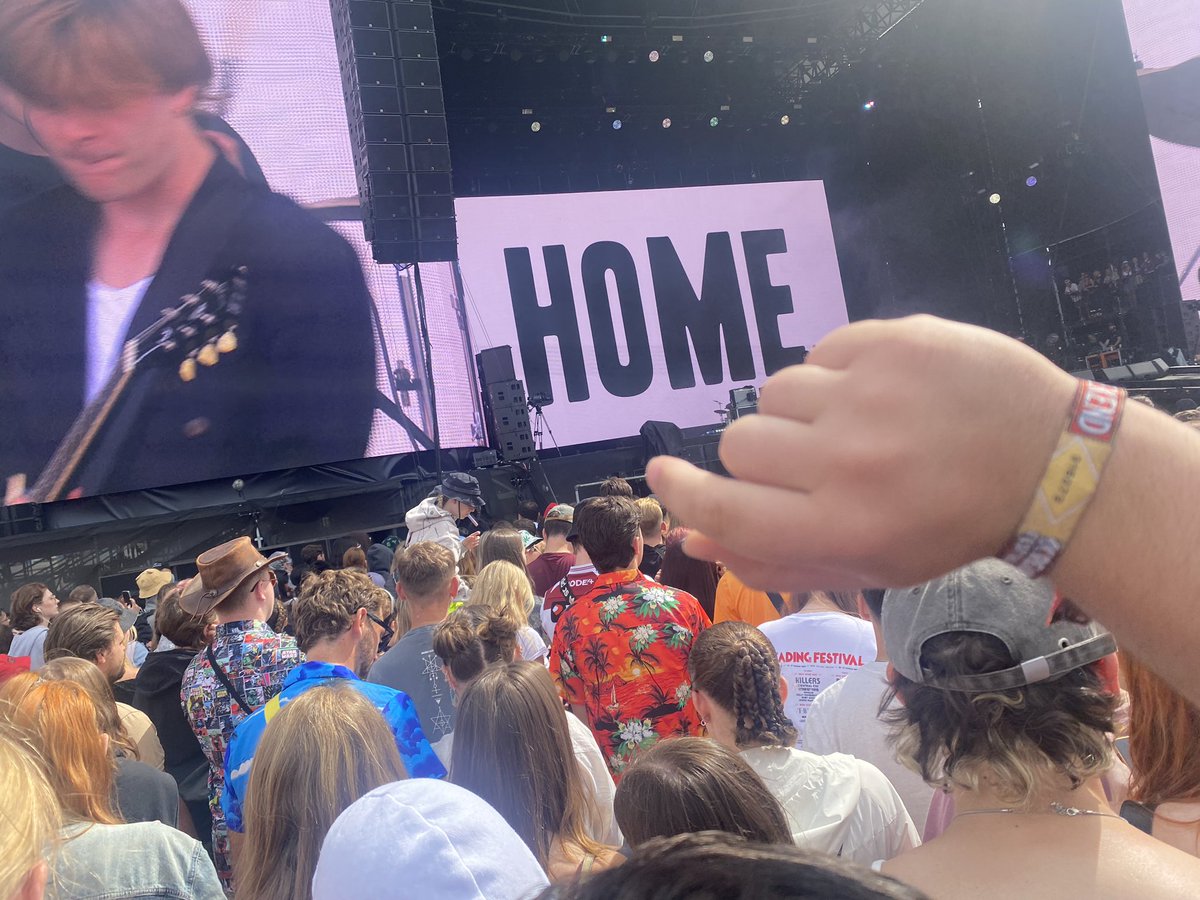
[312,778,550,900]
[433,607,621,846]
[294,543,329,592]
[39,657,181,828]
[537,832,929,900]
[1117,647,1200,855]
[540,499,601,644]
[687,621,916,864]
[88,596,141,701]
[62,583,98,613]
[599,476,635,497]
[635,497,667,579]
[451,661,622,881]
[236,683,409,900]
[224,568,442,841]
[878,559,1200,897]
[341,545,385,587]
[1,679,224,898]
[366,536,396,593]
[469,560,547,661]
[528,503,577,597]
[479,526,536,584]
[549,496,710,778]
[8,582,59,670]
[134,583,215,847]
[405,473,484,564]
[132,568,175,653]
[805,590,934,829]
[615,737,793,847]
[370,541,458,742]
[656,527,719,621]
[713,569,786,627]
[756,589,875,746]
[43,603,166,767]
[0,721,59,900]
[179,536,303,888]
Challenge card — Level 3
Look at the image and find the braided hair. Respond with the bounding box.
[689,621,798,748]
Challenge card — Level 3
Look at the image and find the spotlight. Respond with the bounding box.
[1026,176,1038,187]
[862,100,876,111]
[600,34,613,43]
[988,193,1002,204]
[709,116,719,127]
[780,115,790,125]
[613,118,622,130]
[648,50,661,62]
[531,121,541,132]
[703,50,715,63]
[662,117,672,128]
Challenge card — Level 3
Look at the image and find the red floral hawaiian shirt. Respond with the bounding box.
[549,569,710,779]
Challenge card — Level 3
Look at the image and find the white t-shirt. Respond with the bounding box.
[758,612,876,748]
[740,746,919,866]
[86,277,152,404]
[804,660,935,830]
[518,625,547,663]
[432,707,621,847]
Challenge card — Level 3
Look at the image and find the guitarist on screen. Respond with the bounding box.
[0,0,377,504]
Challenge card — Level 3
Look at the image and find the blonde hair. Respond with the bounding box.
[469,561,534,631]
[238,682,407,900]
[39,655,140,761]
[0,721,60,899]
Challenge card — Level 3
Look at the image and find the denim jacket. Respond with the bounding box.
[49,821,224,899]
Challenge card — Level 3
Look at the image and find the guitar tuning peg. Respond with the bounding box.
[179,357,197,382]
[216,330,238,354]
[197,343,219,367]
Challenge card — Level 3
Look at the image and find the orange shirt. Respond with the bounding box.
[713,571,785,627]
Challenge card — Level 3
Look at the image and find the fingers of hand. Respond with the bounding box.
[718,415,825,491]
[756,366,844,422]
[684,532,869,592]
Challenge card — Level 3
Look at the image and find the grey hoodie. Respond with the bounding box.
[405,497,463,561]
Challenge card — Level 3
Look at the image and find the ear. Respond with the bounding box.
[778,675,788,704]
[14,860,48,900]
[447,575,460,599]
[886,662,907,707]
[443,664,459,693]
[660,521,668,537]
[170,85,200,116]
[351,607,368,637]
[691,687,713,722]
[855,594,872,621]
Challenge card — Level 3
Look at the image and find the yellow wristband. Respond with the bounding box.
[1000,380,1125,578]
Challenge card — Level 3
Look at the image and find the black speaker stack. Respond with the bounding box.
[476,346,536,462]
[330,0,458,264]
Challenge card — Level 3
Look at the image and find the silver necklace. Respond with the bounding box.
[956,801,1121,821]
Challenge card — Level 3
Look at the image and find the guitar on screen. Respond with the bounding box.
[3,268,248,506]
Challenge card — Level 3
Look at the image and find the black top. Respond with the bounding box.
[114,756,179,827]
[133,648,207,794]
[111,678,138,706]
[0,156,377,497]
[0,143,63,217]
[639,543,665,579]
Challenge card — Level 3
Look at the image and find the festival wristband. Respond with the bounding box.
[999,380,1126,578]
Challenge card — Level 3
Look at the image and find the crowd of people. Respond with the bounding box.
[4,440,1200,898]
[1061,248,1173,317]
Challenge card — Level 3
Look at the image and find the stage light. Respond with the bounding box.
[600,34,612,43]
[662,117,672,128]
[613,118,622,130]
[703,50,715,62]
[672,34,684,42]
[521,108,533,115]
[531,121,541,132]
[648,50,661,62]
[780,115,790,125]
[989,192,1002,204]
[862,100,876,111]
[1026,175,1038,187]
[709,116,719,127]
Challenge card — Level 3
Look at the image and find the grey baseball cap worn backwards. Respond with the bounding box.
[881,558,1117,693]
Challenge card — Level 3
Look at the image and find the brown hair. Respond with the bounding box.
[1122,649,1200,808]
[432,605,518,685]
[238,682,407,900]
[688,622,797,748]
[635,497,664,540]
[657,527,718,620]
[614,738,793,847]
[39,656,140,761]
[0,0,212,109]
[291,569,381,653]
[66,585,98,607]
[599,476,635,497]
[9,583,51,632]
[575,496,640,573]
[392,542,456,604]
[451,662,603,868]
[44,604,120,664]
[4,679,121,825]
[154,585,212,648]
[341,547,369,572]
[478,528,530,575]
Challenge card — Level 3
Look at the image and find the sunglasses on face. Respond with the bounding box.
[365,610,394,645]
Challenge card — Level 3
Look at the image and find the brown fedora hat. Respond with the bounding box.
[178,537,285,616]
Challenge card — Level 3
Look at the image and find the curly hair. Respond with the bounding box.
[886,631,1115,805]
[432,605,518,685]
[291,569,381,653]
[9,583,51,632]
[688,622,797,749]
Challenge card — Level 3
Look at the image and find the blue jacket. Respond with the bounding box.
[221,660,445,832]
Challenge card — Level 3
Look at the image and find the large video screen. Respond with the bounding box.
[456,181,849,446]
[0,0,481,505]
[1122,0,1200,302]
